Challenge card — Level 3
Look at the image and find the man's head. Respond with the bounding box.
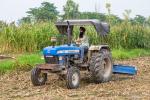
[80,27,86,33]
[79,27,86,38]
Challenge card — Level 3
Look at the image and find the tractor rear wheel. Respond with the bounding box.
[89,50,113,83]
[66,67,80,89]
[31,67,47,86]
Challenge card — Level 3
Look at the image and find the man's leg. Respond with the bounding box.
[84,46,88,55]
[80,46,84,62]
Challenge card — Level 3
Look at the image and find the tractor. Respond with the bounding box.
[31,19,137,89]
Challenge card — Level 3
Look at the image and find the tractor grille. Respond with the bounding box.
[44,56,58,64]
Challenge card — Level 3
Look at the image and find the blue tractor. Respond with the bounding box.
[31,19,137,89]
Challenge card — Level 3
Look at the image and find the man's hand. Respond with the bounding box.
[75,38,81,45]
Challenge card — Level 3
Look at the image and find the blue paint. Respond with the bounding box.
[43,44,81,56]
[113,65,137,75]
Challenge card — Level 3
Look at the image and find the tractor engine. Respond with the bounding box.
[44,56,58,64]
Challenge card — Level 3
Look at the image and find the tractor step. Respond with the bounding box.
[113,65,137,75]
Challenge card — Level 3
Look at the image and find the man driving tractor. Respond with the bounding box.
[75,27,89,61]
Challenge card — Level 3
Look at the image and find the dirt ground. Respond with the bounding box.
[0,57,150,100]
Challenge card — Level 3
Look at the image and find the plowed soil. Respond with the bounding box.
[0,57,150,100]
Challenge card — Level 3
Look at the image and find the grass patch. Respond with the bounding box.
[0,53,44,75]
[0,60,15,74]
[112,49,150,59]
[14,53,45,71]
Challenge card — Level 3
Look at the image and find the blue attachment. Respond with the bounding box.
[113,65,137,75]
[43,44,81,56]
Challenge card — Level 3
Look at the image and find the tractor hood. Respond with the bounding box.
[43,44,80,56]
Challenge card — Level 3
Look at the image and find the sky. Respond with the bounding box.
[0,0,150,23]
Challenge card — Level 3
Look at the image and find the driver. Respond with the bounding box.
[76,27,89,61]
[76,27,89,47]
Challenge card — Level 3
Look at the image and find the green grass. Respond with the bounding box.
[112,49,150,59]
[14,53,45,70]
[0,60,15,74]
[0,49,150,74]
[17,53,44,66]
[0,53,44,74]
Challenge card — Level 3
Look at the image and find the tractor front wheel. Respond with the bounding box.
[66,67,80,89]
[31,67,47,86]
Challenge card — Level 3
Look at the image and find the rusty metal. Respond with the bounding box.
[37,64,58,69]
[0,55,15,60]
[37,64,64,72]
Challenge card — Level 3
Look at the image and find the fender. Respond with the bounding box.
[87,45,110,63]
[89,45,110,51]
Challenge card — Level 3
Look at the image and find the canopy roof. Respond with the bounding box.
[55,19,110,35]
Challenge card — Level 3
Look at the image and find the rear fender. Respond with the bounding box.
[88,45,110,62]
[89,45,110,51]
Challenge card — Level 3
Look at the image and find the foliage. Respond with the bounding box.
[108,22,150,49]
[146,16,150,26]
[108,14,122,25]
[19,17,31,24]
[130,15,146,25]
[20,2,59,23]
[112,49,150,59]
[63,0,80,19]
[133,15,146,25]
[0,60,15,74]
[0,22,58,53]
[0,53,44,74]
[79,12,107,21]
[0,20,150,53]
[79,12,122,25]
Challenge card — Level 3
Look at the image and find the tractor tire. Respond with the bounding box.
[31,67,47,86]
[66,67,80,89]
[89,50,113,83]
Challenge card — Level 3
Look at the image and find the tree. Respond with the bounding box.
[63,0,80,19]
[146,16,150,26]
[26,2,59,22]
[133,15,146,25]
[0,20,7,28]
[19,16,31,24]
[79,12,106,21]
[108,14,122,25]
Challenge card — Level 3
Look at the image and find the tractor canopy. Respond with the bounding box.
[55,19,110,36]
